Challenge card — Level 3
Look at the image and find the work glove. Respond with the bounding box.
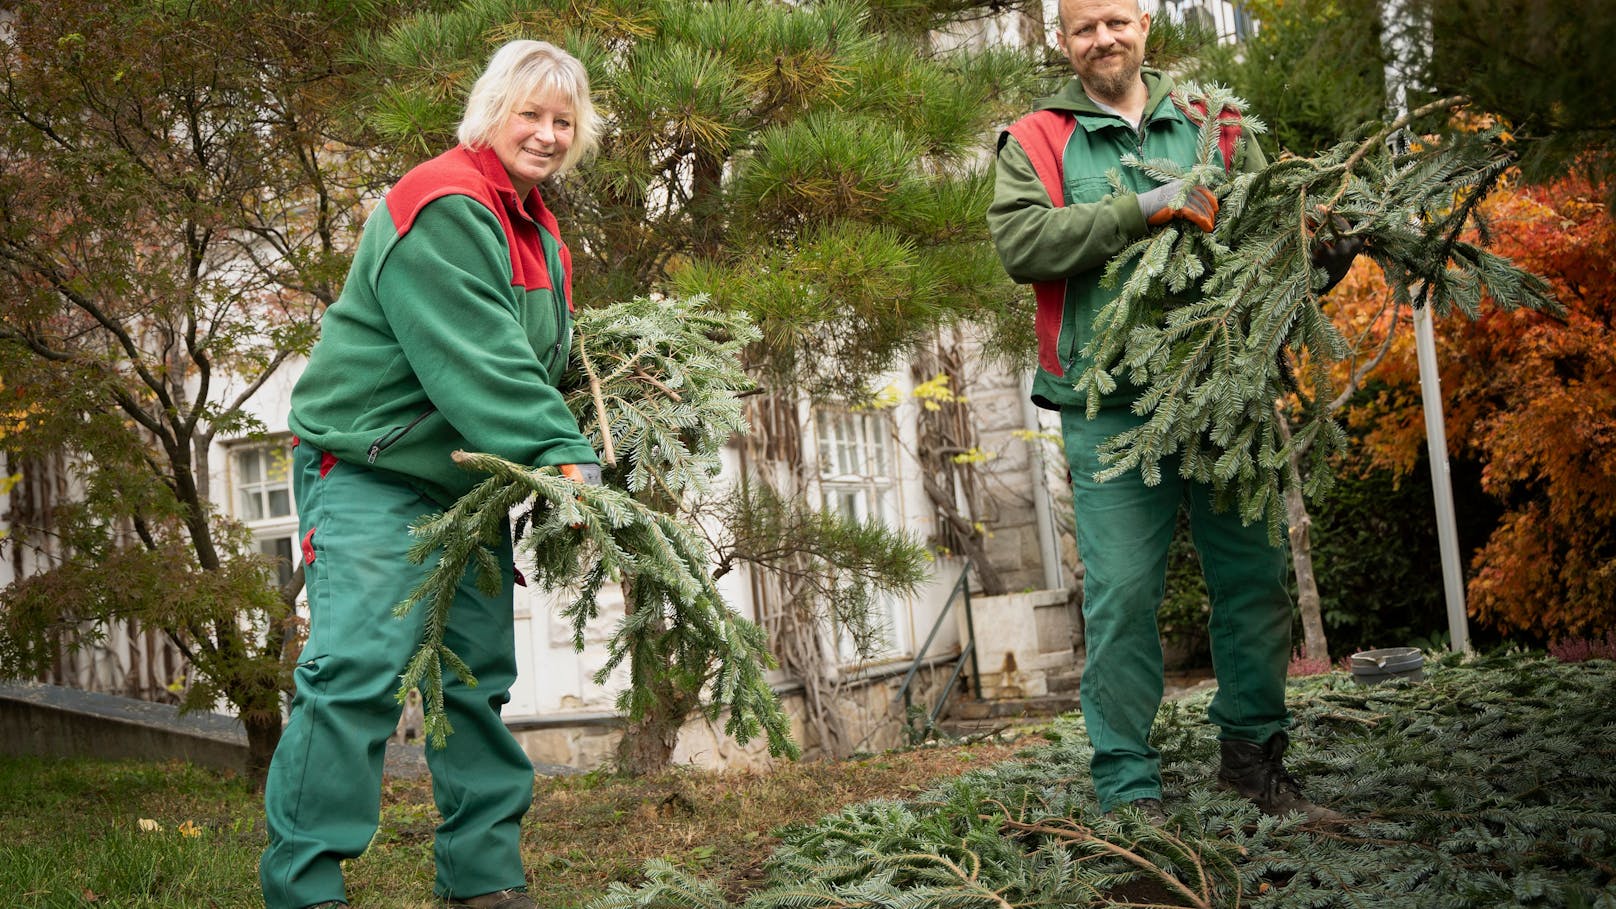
[1138,180,1219,233]
[1309,212,1365,295]
[558,463,601,530]
[559,463,603,486]
[513,464,603,540]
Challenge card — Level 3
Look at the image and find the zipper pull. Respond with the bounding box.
[367,441,382,463]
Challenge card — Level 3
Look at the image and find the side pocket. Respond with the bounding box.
[366,406,437,464]
[301,527,317,565]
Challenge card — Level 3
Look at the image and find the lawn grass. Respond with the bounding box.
[0,733,1032,908]
[1,758,266,907]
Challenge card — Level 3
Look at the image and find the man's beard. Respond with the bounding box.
[1081,53,1141,103]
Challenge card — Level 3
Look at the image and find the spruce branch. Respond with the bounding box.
[391,296,796,758]
[1074,83,1559,533]
[1320,94,1470,214]
[596,654,1616,906]
[994,813,1224,909]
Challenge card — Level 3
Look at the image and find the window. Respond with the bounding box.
[813,407,905,661]
[233,441,298,589]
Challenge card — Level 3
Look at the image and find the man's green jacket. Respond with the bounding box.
[987,69,1266,411]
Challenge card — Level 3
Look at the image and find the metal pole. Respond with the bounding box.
[1381,0,1471,653]
[1413,307,1471,653]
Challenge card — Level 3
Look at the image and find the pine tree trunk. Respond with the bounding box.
[612,577,696,775]
[615,706,683,776]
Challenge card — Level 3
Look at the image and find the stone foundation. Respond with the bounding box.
[509,656,962,771]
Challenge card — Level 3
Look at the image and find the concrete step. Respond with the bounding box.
[937,714,1055,739]
[947,692,1083,722]
[1045,669,1083,694]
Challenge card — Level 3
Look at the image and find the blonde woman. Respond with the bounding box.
[261,40,602,909]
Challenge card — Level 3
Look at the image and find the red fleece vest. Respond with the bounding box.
[384,146,574,310]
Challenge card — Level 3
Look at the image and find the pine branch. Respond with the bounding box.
[1074,83,1560,533]
[391,296,796,759]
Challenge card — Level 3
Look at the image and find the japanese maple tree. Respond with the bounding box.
[1351,176,1616,639]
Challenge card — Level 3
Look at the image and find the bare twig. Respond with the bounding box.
[994,815,1214,909]
[577,339,617,465]
[634,366,683,402]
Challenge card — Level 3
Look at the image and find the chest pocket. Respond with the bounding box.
[1064,175,1113,205]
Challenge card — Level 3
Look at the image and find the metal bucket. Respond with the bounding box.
[1349,647,1425,686]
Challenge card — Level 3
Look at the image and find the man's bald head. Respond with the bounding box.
[1058,0,1143,32]
[1054,0,1151,105]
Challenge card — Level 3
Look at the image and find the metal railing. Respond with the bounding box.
[895,560,980,737]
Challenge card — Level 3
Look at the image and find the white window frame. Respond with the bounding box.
[812,406,907,663]
[230,438,300,590]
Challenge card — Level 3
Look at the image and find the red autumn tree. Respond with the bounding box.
[1349,176,1616,640]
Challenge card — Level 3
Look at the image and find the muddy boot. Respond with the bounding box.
[444,889,537,909]
[1217,732,1345,824]
[1104,797,1168,825]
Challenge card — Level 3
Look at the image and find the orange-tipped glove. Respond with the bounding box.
[1138,180,1219,233]
[559,463,602,486]
[558,463,601,530]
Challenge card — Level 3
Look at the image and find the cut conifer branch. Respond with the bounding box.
[1075,83,1558,538]
[390,296,795,758]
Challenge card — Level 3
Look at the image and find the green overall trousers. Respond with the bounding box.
[260,441,533,909]
[1060,406,1293,811]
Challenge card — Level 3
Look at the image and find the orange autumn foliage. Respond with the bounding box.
[1343,176,1616,639]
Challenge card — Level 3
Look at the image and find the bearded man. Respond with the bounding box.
[987,0,1347,823]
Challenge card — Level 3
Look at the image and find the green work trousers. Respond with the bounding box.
[1059,406,1293,811]
[261,442,533,909]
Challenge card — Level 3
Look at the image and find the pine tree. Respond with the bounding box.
[1074,85,1557,539]
[355,0,1042,396]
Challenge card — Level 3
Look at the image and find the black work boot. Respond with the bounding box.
[1217,732,1345,824]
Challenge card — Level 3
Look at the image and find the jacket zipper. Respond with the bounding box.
[513,206,569,375]
[367,407,436,463]
[544,234,567,375]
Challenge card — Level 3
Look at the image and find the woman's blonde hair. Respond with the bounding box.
[457,40,599,177]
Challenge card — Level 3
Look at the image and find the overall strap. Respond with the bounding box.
[1005,108,1076,206]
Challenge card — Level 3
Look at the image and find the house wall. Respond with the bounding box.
[2,327,1036,771]
[190,350,971,770]
[957,343,1075,595]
